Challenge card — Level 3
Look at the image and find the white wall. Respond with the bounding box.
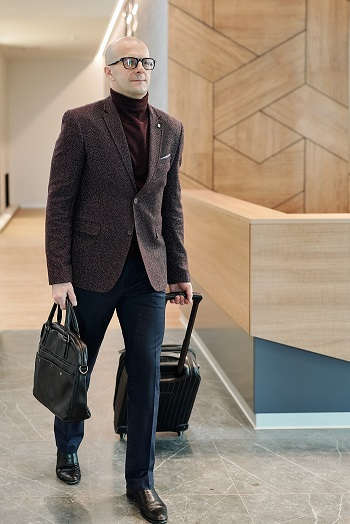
[0,51,9,213]
[137,0,168,111]
[8,57,106,207]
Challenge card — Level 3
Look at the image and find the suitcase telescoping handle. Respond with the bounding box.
[166,292,203,376]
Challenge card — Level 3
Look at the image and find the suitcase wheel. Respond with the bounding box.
[176,424,188,436]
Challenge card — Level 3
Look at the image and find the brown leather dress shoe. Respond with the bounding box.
[126,486,168,523]
[56,450,81,485]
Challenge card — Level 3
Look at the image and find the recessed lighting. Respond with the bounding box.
[96,0,125,58]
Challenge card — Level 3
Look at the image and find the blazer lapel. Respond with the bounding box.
[103,97,135,185]
[146,105,163,187]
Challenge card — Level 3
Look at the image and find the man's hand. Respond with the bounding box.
[169,282,193,305]
[52,282,77,310]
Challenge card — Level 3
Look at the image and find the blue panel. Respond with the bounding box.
[254,338,350,413]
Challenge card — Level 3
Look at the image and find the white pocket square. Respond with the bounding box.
[160,153,171,160]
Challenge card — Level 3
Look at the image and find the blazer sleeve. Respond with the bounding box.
[45,110,85,285]
[161,123,191,284]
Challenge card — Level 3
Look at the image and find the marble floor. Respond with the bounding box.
[1,328,350,524]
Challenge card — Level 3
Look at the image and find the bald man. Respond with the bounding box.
[45,36,192,524]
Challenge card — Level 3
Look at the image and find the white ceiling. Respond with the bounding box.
[0,0,118,60]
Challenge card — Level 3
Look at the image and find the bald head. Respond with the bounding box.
[104,36,152,99]
[105,36,149,66]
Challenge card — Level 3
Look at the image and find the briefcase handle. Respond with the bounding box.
[47,298,80,337]
[166,292,203,376]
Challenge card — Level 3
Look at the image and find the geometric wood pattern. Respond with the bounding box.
[169,5,255,83]
[307,0,348,106]
[274,193,304,214]
[215,0,306,55]
[168,0,349,212]
[265,85,348,161]
[168,59,213,188]
[179,173,207,190]
[170,0,213,26]
[217,112,301,164]
[214,33,306,135]
[305,141,348,213]
[214,140,305,208]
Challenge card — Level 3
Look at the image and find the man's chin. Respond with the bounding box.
[130,89,148,99]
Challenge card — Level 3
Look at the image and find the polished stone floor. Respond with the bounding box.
[2,328,350,523]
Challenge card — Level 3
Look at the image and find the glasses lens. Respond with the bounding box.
[123,57,138,69]
[142,58,155,70]
[121,57,155,70]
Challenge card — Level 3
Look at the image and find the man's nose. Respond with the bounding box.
[135,59,145,71]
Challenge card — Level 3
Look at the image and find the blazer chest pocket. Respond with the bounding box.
[73,219,101,236]
[157,156,171,184]
[159,153,171,162]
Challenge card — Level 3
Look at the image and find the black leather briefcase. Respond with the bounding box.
[33,299,91,423]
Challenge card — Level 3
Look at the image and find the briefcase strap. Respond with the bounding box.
[47,298,80,337]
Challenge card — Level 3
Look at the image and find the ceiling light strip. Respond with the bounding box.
[96,0,125,58]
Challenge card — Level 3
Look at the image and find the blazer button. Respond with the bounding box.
[134,197,139,204]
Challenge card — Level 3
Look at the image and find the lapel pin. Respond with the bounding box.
[157,123,161,128]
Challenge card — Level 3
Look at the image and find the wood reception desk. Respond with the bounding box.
[182,189,350,429]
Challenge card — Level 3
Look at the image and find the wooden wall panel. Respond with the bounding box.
[169,0,213,26]
[307,0,348,106]
[168,60,213,187]
[214,34,305,135]
[274,193,305,214]
[218,112,301,164]
[169,0,349,213]
[265,85,348,161]
[214,140,304,209]
[250,221,350,361]
[169,4,255,83]
[214,0,305,55]
[180,173,207,190]
[182,192,251,332]
[305,142,348,213]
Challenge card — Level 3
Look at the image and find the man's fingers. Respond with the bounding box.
[52,282,76,309]
[67,289,77,307]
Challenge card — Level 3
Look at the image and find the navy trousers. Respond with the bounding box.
[54,254,166,490]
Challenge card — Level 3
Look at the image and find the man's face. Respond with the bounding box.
[105,40,152,99]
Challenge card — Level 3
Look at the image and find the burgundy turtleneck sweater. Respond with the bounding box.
[110,89,150,255]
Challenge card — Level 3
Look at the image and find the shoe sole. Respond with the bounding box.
[56,473,81,485]
[126,493,167,524]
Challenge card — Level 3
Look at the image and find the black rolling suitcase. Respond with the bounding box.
[113,292,203,438]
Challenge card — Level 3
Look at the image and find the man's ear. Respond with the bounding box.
[104,66,114,81]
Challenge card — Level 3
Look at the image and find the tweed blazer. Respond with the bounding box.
[45,95,191,293]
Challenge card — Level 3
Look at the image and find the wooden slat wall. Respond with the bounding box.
[168,0,349,213]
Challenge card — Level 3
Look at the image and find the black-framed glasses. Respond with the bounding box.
[108,57,156,70]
